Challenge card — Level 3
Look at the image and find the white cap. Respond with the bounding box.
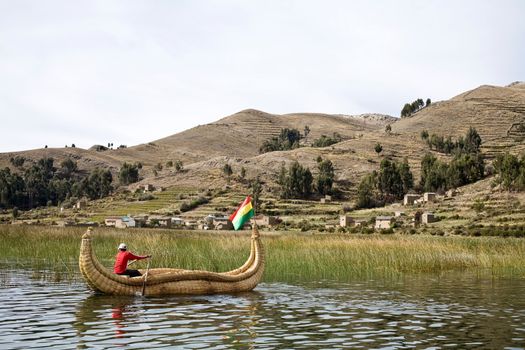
[118,243,127,250]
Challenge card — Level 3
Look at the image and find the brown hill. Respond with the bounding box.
[1,83,524,194]
[392,83,525,158]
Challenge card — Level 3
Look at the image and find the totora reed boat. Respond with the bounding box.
[79,227,265,296]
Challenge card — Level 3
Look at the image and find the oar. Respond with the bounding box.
[141,256,152,296]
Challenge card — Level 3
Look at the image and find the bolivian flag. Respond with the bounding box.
[229,196,254,230]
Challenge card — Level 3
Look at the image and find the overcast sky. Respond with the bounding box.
[0,0,524,152]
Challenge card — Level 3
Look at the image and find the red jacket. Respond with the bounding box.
[114,251,147,274]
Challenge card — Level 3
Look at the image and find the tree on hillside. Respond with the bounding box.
[400,98,429,117]
[175,160,183,172]
[375,143,383,155]
[356,172,378,209]
[279,161,312,199]
[385,124,392,134]
[493,153,525,190]
[59,158,78,179]
[420,130,429,141]
[251,176,262,212]
[426,98,431,106]
[259,128,302,153]
[312,133,342,148]
[118,162,140,185]
[316,158,335,195]
[378,159,404,201]
[82,168,113,200]
[304,125,310,143]
[398,158,414,194]
[464,127,482,154]
[223,163,233,183]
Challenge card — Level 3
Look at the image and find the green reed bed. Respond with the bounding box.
[1,225,524,282]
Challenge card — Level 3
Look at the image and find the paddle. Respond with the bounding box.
[141,256,152,296]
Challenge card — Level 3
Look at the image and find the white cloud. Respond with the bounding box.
[0,0,524,151]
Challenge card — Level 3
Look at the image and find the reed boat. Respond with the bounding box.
[79,227,265,296]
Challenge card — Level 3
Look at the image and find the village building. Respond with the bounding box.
[171,217,185,227]
[212,216,233,230]
[148,216,172,228]
[106,216,135,228]
[254,215,280,227]
[105,216,121,227]
[215,221,234,230]
[375,216,394,230]
[320,195,332,204]
[185,220,198,229]
[394,211,405,217]
[446,189,458,198]
[404,194,421,206]
[423,192,437,203]
[339,215,355,227]
[138,184,154,193]
[115,216,136,229]
[134,215,148,227]
[75,199,87,210]
[422,212,437,224]
[354,219,367,227]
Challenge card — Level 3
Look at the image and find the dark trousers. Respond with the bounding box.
[118,269,142,277]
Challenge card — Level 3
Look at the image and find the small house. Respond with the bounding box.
[212,216,233,230]
[132,215,148,227]
[422,212,437,224]
[394,211,405,217]
[254,215,280,227]
[354,219,367,227]
[105,216,121,227]
[185,220,198,229]
[75,199,87,210]
[339,215,355,227]
[404,194,421,206]
[423,192,437,203]
[172,217,185,227]
[138,184,154,193]
[375,216,394,230]
[446,189,458,198]
[215,221,233,230]
[115,216,136,229]
[148,216,172,228]
[320,195,332,204]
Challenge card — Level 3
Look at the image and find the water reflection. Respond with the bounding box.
[1,269,525,349]
[74,292,265,349]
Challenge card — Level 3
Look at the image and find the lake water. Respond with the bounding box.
[1,269,524,349]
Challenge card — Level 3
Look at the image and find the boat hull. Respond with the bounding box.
[79,228,265,296]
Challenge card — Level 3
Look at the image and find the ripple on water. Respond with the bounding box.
[0,269,525,349]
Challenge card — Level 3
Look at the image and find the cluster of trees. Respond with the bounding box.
[260,128,302,153]
[419,152,484,192]
[278,161,313,199]
[118,162,141,185]
[311,133,342,148]
[401,98,431,118]
[493,153,525,191]
[277,158,336,199]
[356,158,414,208]
[418,127,485,192]
[0,157,114,210]
[421,127,482,155]
[260,127,346,154]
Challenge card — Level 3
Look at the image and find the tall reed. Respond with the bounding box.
[1,225,524,281]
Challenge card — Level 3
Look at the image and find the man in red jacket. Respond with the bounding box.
[113,243,150,277]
